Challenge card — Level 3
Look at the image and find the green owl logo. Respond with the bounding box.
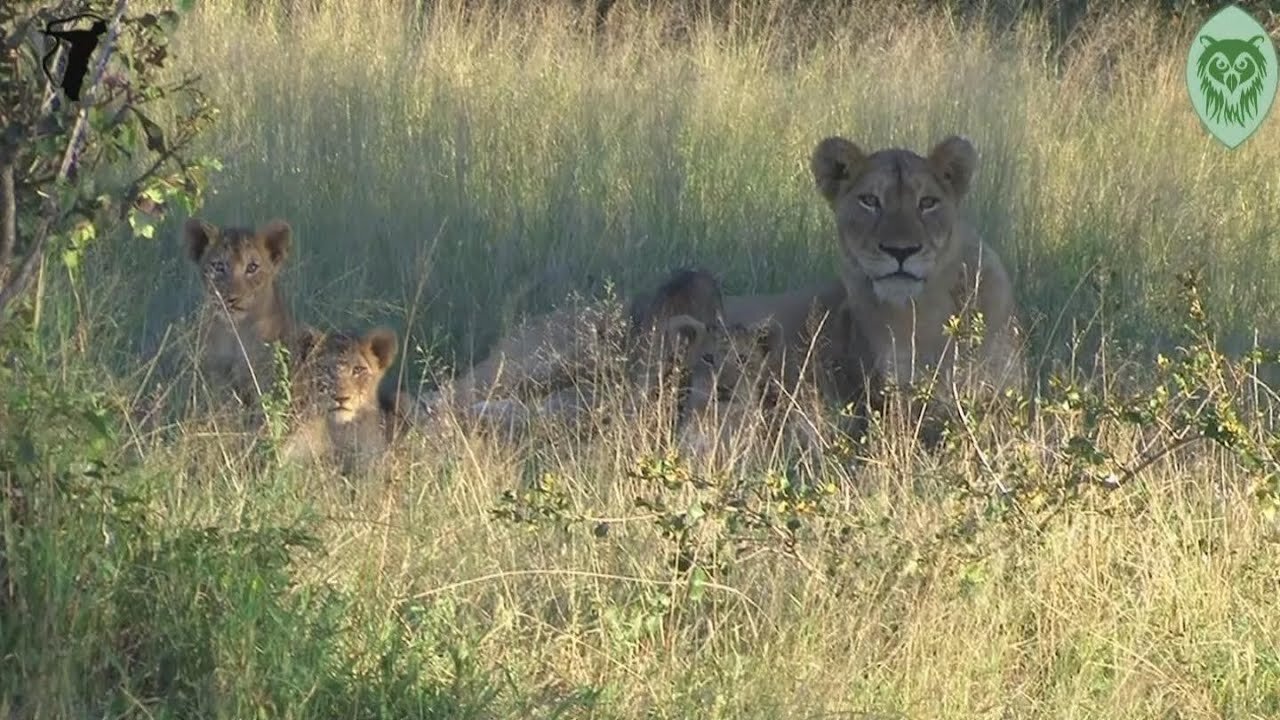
[1195,35,1268,126]
[1185,5,1278,149]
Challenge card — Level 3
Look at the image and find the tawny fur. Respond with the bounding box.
[184,217,301,410]
[281,326,404,476]
[808,134,1025,436]
[419,267,730,428]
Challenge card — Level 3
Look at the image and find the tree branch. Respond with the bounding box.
[0,161,14,276]
[0,215,50,315]
[0,0,127,318]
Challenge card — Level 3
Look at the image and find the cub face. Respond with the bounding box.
[184,218,292,320]
[680,318,781,419]
[297,327,399,424]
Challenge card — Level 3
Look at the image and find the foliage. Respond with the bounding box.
[0,0,218,320]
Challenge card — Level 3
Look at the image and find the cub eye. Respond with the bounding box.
[701,353,716,365]
[245,260,260,275]
[352,365,368,377]
[209,260,227,276]
[919,196,939,211]
[857,194,880,211]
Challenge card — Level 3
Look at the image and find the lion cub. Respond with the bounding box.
[422,267,729,431]
[675,317,784,460]
[183,217,299,409]
[281,326,404,476]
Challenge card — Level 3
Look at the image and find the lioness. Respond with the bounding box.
[281,326,405,475]
[808,134,1024,427]
[184,217,300,409]
[466,309,736,437]
[419,267,729,425]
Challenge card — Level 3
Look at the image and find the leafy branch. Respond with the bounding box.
[0,0,217,321]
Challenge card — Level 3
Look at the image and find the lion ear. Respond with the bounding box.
[183,218,217,264]
[362,327,398,372]
[927,135,978,200]
[291,325,325,362]
[811,136,866,206]
[257,219,292,267]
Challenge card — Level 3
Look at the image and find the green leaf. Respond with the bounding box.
[158,10,181,32]
[129,209,157,239]
[688,567,708,602]
[62,249,81,273]
[83,407,114,442]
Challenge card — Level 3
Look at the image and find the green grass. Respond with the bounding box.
[6,0,1280,717]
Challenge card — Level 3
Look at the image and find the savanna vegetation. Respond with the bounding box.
[3,0,1280,717]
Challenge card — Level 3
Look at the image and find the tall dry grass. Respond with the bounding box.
[7,1,1280,718]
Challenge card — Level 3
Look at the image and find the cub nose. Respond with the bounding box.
[880,245,922,264]
[333,395,351,405]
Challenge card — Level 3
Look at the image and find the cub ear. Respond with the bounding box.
[811,136,866,206]
[183,218,217,264]
[927,135,978,200]
[257,219,292,267]
[662,314,707,354]
[362,327,399,372]
[290,325,325,362]
[1249,35,1265,49]
[1200,35,1216,48]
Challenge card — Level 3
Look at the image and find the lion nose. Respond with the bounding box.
[333,395,351,405]
[881,245,922,264]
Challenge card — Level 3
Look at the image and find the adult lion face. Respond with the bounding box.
[810,135,978,307]
[184,218,291,320]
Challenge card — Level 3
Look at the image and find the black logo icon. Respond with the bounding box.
[40,13,108,102]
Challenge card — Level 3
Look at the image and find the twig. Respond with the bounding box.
[58,0,128,181]
[0,215,52,315]
[0,162,13,274]
[1108,432,1205,489]
[407,567,770,625]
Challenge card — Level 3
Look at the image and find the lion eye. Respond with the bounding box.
[352,365,367,377]
[245,260,260,275]
[210,260,227,276]
[857,194,880,211]
[919,196,939,211]
[701,353,716,365]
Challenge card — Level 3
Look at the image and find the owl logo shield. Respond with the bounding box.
[1186,5,1278,149]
